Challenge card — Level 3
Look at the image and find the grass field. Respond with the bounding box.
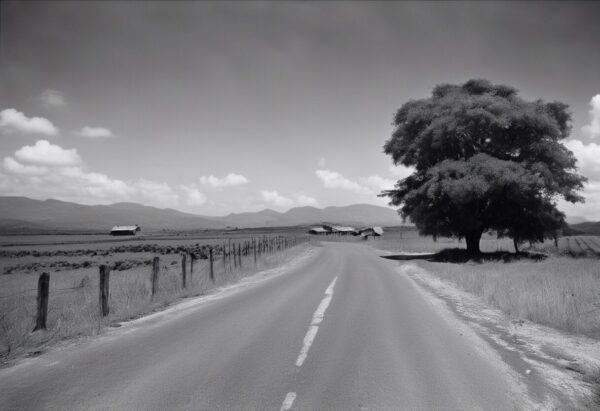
[0,231,310,360]
[3,226,599,360]
[352,227,600,339]
[418,258,600,338]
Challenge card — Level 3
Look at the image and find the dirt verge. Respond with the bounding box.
[396,260,600,409]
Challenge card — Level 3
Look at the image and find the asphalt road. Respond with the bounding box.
[0,243,528,410]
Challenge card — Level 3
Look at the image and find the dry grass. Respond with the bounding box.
[369,230,600,338]
[418,257,600,338]
[362,228,516,253]
[0,242,309,361]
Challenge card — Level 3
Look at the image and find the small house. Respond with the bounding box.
[359,226,384,239]
[323,225,358,235]
[110,225,141,236]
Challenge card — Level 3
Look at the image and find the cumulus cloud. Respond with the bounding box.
[315,169,373,194]
[199,173,249,188]
[582,95,600,139]
[77,126,114,138]
[15,140,81,166]
[261,190,294,208]
[389,164,415,180]
[564,139,600,179]
[3,160,134,203]
[0,108,59,136]
[3,157,48,176]
[293,193,318,207]
[260,190,318,209]
[559,139,600,219]
[1,140,190,209]
[180,184,207,206]
[132,179,180,206]
[40,89,66,108]
[362,175,395,192]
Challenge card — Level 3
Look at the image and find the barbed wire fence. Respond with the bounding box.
[0,235,309,356]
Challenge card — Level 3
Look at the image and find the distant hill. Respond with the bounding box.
[0,197,404,233]
[568,221,600,236]
[213,204,404,228]
[0,197,226,233]
[566,216,589,225]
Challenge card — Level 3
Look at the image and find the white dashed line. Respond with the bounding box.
[280,391,296,411]
[295,276,337,367]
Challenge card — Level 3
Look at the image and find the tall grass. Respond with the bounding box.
[370,229,516,254]
[419,257,600,338]
[0,243,309,360]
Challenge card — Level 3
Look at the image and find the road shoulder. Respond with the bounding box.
[395,260,600,409]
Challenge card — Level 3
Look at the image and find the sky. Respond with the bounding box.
[1,1,600,218]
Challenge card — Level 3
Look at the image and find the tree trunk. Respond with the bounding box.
[513,238,519,254]
[465,231,482,256]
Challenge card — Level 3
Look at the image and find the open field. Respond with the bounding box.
[418,258,600,338]
[347,228,600,339]
[4,226,600,361]
[0,230,310,360]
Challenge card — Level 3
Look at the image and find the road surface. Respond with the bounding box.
[0,242,529,410]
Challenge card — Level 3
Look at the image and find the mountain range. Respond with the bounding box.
[0,197,405,233]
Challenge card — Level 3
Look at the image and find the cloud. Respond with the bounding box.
[260,190,318,209]
[559,139,600,219]
[199,173,249,188]
[559,180,600,221]
[362,175,395,191]
[293,193,318,207]
[77,126,114,138]
[0,108,59,136]
[14,140,81,166]
[315,169,373,194]
[58,166,134,199]
[3,157,48,176]
[179,184,207,206]
[261,190,294,208]
[1,140,188,209]
[132,179,180,206]
[40,89,66,108]
[389,164,415,179]
[564,139,600,179]
[582,95,600,139]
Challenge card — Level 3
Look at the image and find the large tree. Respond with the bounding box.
[382,79,586,255]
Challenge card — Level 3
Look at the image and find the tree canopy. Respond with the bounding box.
[382,79,586,255]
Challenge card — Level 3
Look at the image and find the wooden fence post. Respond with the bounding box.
[253,238,257,265]
[33,272,49,331]
[238,243,242,268]
[228,239,232,263]
[181,254,187,288]
[209,247,214,282]
[152,257,159,296]
[99,265,110,317]
[233,244,237,269]
[222,243,227,273]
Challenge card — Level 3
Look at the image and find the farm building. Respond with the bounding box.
[323,225,359,235]
[109,225,141,236]
[307,225,360,236]
[359,226,384,239]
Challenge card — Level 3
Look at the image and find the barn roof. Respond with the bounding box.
[359,226,384,236]
[110,225,140,231]
[309,227,328,233]
[373,226,384,235]
[332,226,357,232]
